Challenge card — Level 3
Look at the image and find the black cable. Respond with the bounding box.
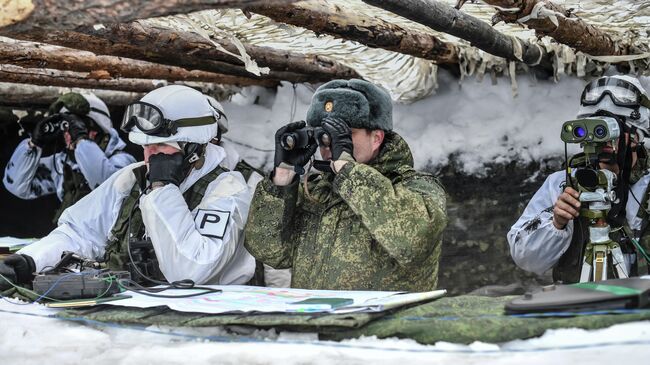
[117,278,220,298]
[123,183,221,297]
[564,142,576,190]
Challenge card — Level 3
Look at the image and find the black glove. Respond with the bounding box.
[0,254,36,291]
[148,152,185,187]
[62,114,89,144]
[274,121,318,172]
[31,114,64,147]
[321,117,354,161]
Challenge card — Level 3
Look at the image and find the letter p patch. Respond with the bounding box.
[194,209,230,239]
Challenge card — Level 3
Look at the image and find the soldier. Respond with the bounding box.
[508,75,650,282]
[3,92,136,222]
[245,79,447,291]
[0,85,255,290]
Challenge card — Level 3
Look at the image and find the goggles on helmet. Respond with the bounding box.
[581,77,650,109]
[121,101,221,137]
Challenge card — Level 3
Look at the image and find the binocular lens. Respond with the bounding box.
[283,135,297,150]
[573,126,586,138]
[594,125,607,138]
[319,133,331,147]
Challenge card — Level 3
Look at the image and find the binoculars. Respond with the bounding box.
[37,114,70,136]
[280,126,331,151]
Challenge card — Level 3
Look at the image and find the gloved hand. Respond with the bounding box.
[0,254,36,291]
[148,152,185,187]
[321,117,354,161]
[31,114,64,148]
[62,114,89,146]
[274,121,317,171]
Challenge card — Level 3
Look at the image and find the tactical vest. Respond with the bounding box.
[553,186,650,283]
[234,160,263,183]
[53,135,114,224]
[104,163,229,284]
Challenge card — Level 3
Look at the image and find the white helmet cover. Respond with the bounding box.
[57,92,112,133]
[128,85,225,145]
[577,75,650,136]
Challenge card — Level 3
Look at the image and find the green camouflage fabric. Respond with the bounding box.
[54,295,650,345]
[245,132,447,291]
[48,92,90,116]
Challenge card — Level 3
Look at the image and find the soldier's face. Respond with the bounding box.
[319,128,385,163]
[143,143,182,163]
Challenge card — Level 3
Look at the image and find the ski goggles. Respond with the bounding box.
[581,77,650,109]
[121,102,221,137]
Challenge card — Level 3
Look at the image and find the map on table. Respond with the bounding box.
[106,285,446,314]
[0,236,38,254]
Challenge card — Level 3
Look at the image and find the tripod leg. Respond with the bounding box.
[580,258,593,283]
[611,246,629,278]
[593,245,607,281]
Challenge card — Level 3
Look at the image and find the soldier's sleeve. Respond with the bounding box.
[75,139,136,189]
[334,162,447,267]
[507,171,573,275]
[3,139,59,199]
[244,176,300,269]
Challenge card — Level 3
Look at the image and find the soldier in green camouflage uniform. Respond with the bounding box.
[245,79,447,291]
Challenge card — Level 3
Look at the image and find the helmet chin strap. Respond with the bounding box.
[180,142,205,177]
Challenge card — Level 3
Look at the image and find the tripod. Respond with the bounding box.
[577,169,630,282]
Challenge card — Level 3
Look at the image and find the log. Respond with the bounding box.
[247,2,459,64]
[483,0,627,56]
[11,23,357,83]
[362,0,548,66]
[0,64,170,92]
[1,0,296,33]
[80,22,359,79]
[0,39,279,87]
[0,82,144,107]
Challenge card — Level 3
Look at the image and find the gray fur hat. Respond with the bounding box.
[306,79,393,131]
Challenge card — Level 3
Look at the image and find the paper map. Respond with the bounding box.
[106,285,446,314]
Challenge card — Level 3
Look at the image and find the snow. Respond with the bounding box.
[221,72,650,175]
[1,299,649,365]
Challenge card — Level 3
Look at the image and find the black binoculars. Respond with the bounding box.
[280,126,331,151]
[37,114,70,136]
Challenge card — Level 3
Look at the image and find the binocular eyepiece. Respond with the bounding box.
[38,114,70,135]
[280,127,331,151]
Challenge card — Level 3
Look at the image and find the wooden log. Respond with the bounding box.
[0,64,171,92]
[483,0,626,56]
[0,82,144,107]
[1,0,296,32]
[0,39,279,87]
[11,23,356,83]
[362,0,548,66]
[79,22,359,79]
[247,2,459,64]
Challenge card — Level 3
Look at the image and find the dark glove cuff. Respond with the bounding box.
[16,254,36,284]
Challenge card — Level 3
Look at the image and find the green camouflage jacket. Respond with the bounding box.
[244,132,447,291]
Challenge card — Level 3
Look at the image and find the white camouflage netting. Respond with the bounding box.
[140,0,650,102]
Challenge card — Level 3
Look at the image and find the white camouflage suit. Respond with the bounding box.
[508,170,650,275]
[19,143,255,284]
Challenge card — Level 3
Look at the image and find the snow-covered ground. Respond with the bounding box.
[1,299,649,365]
[220,71,650,175]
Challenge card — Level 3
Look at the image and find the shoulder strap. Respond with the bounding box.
[234,159,263,182]
[183,165,229,211]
